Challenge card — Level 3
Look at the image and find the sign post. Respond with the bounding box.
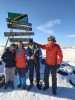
[4,12,34,49]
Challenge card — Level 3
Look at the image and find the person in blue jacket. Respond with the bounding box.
[26,39,42,90]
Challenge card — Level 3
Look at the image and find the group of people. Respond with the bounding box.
[1,35,63,95]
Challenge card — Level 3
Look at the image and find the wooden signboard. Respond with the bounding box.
[7,24,32,31]
[4,12,34,50]
[10,38,33,42]
[4,32,34,36]
[6,18,32,26]
[23,43,29,47]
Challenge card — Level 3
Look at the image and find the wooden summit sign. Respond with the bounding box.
[4,12,34,49]
[4,32,34,36]
[23,43,29,47]
[7,24,32,31]
[6,18,32,26]
[10,38,33,42]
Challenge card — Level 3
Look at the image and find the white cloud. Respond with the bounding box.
[37,19,61,34]
[66,34,75,38]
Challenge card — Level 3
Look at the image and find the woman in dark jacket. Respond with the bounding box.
[1,44,16,89]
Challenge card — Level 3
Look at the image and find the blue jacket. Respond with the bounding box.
[26,44,42,63]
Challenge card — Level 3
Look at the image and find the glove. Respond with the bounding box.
[30,56,35,60]
[56,64,60,69]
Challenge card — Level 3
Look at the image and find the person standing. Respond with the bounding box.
[1,44,16,89]
[16,41,27,89]
[26,39,42,90]
[35,36,63,95]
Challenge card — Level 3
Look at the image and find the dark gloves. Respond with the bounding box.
[56,64,60,69]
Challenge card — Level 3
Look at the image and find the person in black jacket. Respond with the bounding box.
[26,39,42,90]
[1,44,16,89]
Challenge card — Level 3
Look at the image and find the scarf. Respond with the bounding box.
[17,49,22,56]
[29,45,34,50]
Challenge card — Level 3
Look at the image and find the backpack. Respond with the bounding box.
[0,74,5,88]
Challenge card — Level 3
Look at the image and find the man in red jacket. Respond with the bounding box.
[35,35,63,95]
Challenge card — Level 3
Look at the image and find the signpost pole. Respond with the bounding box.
[4,28,13,51]
[10,27,14,43]
[4,37,9,51]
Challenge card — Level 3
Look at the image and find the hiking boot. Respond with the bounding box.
[4,83,9,89]
[10,85,14,89]
[42,86,49,90]
[37,84,41,90]
[18,84,22,88]
[52,91,56,96]
[10,81,14,89]
[22,85,26,90]
[30,82,33,85]
[30,81,33,85]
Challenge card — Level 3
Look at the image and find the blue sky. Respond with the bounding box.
[0,0,75,47]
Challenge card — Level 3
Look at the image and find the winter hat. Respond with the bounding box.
[47,35,56,41]
[10,44,15,48]
[29,39,33,43]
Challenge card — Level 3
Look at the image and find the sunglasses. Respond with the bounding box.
[48,39,53,41]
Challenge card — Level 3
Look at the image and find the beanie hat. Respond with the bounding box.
[29,39,33,43]
[10,44,15,48]
[47,35,56,41]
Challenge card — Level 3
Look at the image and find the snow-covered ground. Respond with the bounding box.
[0,47,75,100]
[62,48,75,66]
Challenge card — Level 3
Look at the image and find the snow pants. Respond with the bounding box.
[4,67,15,83]
[44,64,57,92]
[16,67,27,85]
[29,61,40,84]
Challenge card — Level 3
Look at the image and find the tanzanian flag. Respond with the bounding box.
[8,12,28,22]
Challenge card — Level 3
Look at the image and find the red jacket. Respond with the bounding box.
[37,42,63,65]
[16,49,26,68]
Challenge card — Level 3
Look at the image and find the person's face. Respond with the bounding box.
[29,42,33,46]
[18,42,22,49]
[47,39,53,44]
[10,46,15,52]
